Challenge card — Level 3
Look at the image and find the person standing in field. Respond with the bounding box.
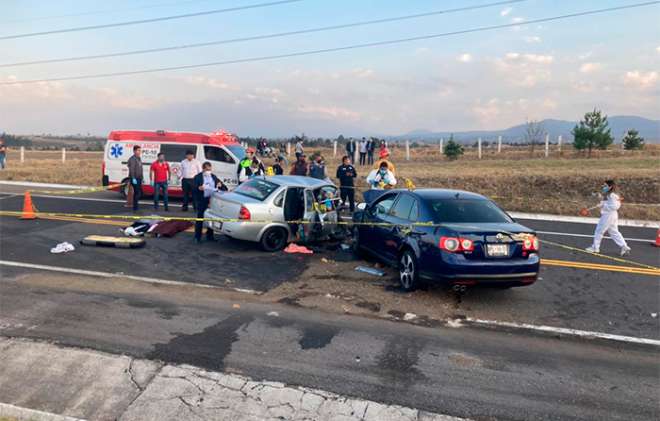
[345,138,356,162]
[295,138,304,160]
[127,145,143,212]
[366,138,375,165]
[290,154,309,176]
[150,152,170,211]
[586,179,631,256]
[359,137,368,166]
[0,138,6,170]
[309,154,326,180]
[336,155,357,212]
[180,150,202,211]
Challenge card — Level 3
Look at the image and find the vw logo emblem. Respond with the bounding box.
[496,233,505,242]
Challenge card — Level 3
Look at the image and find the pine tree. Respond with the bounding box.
[572,109,614,157]
[622,128,644,150]
[444,135,464,160]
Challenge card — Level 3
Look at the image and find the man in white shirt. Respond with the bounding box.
[359,137,368,166]
[295,139,304,159]
[180,149,202,211]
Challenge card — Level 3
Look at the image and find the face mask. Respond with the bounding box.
[379,169,387,176]
[158,157,164,162]
[204,170,212,176]
[601,186,610,194]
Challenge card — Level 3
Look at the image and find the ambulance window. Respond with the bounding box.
[160,144,191,162]
[204,146,235,164]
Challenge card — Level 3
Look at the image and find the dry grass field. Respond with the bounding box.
[1,146,658,219]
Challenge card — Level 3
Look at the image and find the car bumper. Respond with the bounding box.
[203,209,264,242]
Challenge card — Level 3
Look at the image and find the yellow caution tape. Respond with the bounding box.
[542,238,659,271]
[26,183,125,195]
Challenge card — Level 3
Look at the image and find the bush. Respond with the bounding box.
[622,129,644,150]
[444,137,464,161]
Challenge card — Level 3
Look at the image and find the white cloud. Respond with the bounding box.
[500,7,512,16]
[183,76,235,90]
[511,17,525,23]
[579,62,602,74]
[495,53,554,87]
[457,53,473,63]
[297,105,361,121]
[578,51,593,60]
[351,68,374,78]
[656,46,660,53]
[623,70,658,89]
[524,36,542,44]
[504,53,554,64]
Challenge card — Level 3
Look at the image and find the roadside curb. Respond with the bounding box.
[0,402,85,421]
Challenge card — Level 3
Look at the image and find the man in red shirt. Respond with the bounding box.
[150,152,171,211]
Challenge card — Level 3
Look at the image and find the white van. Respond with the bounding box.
[102,130,246,197]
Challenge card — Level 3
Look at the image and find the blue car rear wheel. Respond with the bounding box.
[399,250,418,292]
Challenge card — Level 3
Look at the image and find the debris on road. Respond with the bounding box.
[50,242,75,254]
[80,235,146,249]
[355,266,385,276]
[403,312,417,321]
[284,243,314,254]
[267,311,279,317]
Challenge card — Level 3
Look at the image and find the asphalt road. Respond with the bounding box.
[1,270,658,421]
[1,189,658,339]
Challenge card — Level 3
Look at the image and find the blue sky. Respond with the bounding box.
[1,0,658,136]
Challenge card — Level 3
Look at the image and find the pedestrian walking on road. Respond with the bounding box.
[290,154,309,176]
[0,138,7,170]
[180,150,202,211]
[150,152,170,211]
[358,138,368,166]
[586,180,631,256]
[193,162,227,243]
[336,155,357,212]
[127,145,143,212]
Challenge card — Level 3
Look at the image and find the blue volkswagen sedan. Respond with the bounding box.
[352,189,540,291]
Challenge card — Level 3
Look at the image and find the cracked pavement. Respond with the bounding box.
[0,337,463,421]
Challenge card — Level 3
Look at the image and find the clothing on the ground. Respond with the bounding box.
[151,220,193,237]
[590,192,628,250]
[366,168,397,190]
[150,161,170,183]
[127,155,143,180]
[180,158,202,179]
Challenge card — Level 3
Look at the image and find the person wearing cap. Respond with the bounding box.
[180,150,202,211]
[373,145,396,176]
[290,153,309,176]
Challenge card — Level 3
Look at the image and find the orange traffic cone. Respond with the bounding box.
[20,191,37,220]
[654,229,660,247]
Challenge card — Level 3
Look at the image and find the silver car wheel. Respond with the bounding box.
[400,252,415,290]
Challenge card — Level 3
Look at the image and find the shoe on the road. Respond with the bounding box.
[620,246,631,256]
[585,246,599,253]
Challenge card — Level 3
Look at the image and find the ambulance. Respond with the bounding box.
[102,130,246,197]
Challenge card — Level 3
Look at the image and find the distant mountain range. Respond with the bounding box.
[391,116,660,144]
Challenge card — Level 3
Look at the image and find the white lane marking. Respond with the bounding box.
[0,260,259,295]
[509,211,660,229]
[465,318,660,347]
[537,230,654,244]
[0,180,91,189]
[0,192,183,208]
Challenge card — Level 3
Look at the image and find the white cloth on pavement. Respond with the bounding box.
[50,242,75,254]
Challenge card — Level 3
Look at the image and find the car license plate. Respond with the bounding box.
[486,244,509,257]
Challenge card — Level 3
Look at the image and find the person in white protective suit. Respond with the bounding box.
[586,180,631,256]
[366,161,397,190]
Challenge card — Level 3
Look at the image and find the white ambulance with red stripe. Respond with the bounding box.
[102,130,245,197]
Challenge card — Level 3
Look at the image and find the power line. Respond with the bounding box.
[0,0,304,41]
[1,0,220,24]
[0,0,526,68]
[2,1,658,86]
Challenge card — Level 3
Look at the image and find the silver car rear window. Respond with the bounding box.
[234,179,279,201]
